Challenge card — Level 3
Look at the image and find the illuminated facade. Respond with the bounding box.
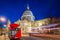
[6,4,60,34]
[14,5,51,33]
[6,20,10,33]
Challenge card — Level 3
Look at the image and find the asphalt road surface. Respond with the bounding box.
[0,35,60,40]
[21,36,60,40]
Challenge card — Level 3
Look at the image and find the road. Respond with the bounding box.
[0,35,60,40]
[21,36,60,40]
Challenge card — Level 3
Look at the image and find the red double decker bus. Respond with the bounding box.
[9,24,21,40]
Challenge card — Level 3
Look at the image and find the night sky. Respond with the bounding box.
[0,0,60,23]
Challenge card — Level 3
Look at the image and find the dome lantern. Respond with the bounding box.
[27,4,29,10]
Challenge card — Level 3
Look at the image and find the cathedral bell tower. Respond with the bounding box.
[21,4,35,21]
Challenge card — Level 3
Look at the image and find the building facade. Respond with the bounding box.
[14,5,50,33]
[5,4,60,34]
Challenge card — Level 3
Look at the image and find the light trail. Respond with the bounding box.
[45,27,60,30]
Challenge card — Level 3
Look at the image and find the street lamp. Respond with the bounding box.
[0,17,6,22]
[0,16,6,40]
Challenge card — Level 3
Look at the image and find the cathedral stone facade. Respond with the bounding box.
[14,4,50,33]
[5,4,60,35]
[6,4,60,34]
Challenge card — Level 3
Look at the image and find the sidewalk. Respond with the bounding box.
[31,33,60,39]
[22,33,30,37]
[0,34,10,40]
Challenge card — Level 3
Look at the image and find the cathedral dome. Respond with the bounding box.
[22,4,33,16]
[21,4,35,21]
[23,10,33,16]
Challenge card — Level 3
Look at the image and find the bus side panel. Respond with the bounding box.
[15,29,21,39]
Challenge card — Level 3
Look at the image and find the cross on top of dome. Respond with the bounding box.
[27,4,29,10]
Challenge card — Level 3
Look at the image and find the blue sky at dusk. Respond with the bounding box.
[0,0,60,23]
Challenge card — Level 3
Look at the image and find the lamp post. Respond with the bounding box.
[0,16,6,40]
[0,17,6,22]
